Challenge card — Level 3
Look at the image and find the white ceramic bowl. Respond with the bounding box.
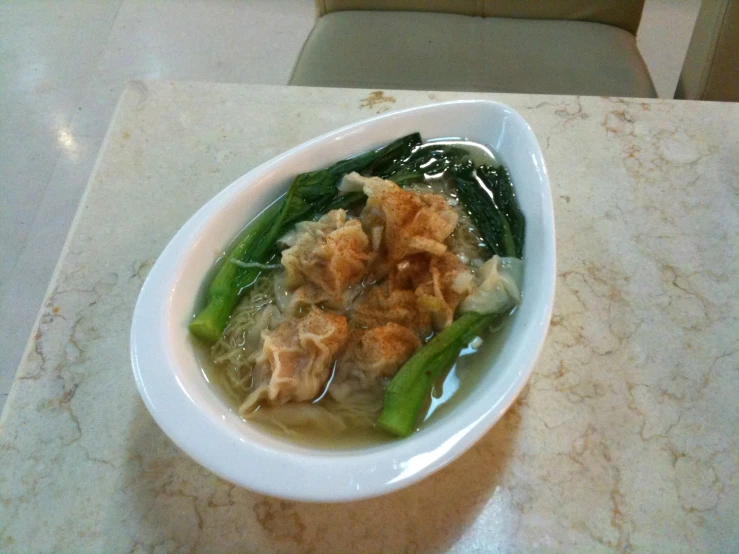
[131,100,555,502]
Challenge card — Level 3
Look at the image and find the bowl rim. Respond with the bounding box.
[130,99,556,502]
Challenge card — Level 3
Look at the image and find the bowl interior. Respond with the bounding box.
[131,100,555,501]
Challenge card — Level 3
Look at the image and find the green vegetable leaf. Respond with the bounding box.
[478,165,526,259]
[452,160,525,259]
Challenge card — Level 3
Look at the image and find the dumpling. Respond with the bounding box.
[389,254,432,291]
[280,209,372,310]
[360,252,473,333]
[460,256,524,314]
[242,307,349,410]
[351,282,433,338]
[347,323,421,379]
[327,323,421,417]
[357,175,459,264]
[414,252,473,330]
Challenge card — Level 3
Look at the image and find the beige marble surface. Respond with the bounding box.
[1,82,737,552]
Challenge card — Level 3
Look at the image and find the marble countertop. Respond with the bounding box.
[1,82,737,552]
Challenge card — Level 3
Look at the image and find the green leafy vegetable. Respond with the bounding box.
[319,191,366,215]
[479,164,526,259]
[452,160,525,258]
[386,144,469,186]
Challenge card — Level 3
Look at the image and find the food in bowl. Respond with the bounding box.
[190,133,526,441]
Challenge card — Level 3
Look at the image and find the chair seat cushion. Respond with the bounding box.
[290,11,657,97]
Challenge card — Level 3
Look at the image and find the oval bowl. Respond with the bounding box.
[131,100,555,502]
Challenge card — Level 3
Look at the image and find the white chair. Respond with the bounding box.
[290,0,657,97]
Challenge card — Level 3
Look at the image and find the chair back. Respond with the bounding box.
[314,0,646,34]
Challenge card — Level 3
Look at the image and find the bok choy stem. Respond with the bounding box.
[377,312,496,437]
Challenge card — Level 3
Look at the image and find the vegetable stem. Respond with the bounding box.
[189,200,282,342]
[377,312,496,437]
[376,346,459,437]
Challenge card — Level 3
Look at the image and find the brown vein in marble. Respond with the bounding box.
[359,90,396,114]
[253,499,308,546]
[541,96,589,150]
[0,260,146,534]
